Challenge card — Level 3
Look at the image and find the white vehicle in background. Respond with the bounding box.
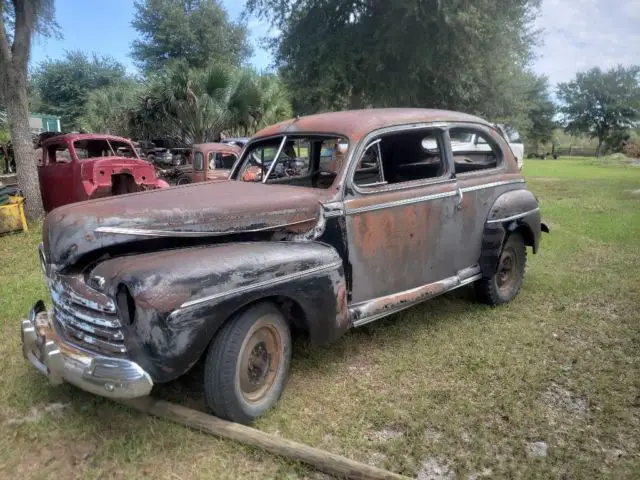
[449,124,524,170]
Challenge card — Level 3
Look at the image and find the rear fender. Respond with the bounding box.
[91,241,348,382]
[479,188,544,277]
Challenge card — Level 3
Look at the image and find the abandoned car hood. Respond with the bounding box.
[43,181,323,267]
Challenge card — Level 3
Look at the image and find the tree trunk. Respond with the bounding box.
[596,138,603,158]
[4,65,44,220]
[0,0,44,221]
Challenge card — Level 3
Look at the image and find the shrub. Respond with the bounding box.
[622,139,640,158]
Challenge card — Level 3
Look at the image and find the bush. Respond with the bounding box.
[622,139,640,158]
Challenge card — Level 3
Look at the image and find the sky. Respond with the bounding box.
[29,0,640,89]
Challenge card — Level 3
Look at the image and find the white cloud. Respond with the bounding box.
[533,0,640,87]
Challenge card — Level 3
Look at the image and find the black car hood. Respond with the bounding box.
[43,181,322,268]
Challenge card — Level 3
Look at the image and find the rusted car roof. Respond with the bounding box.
[254,108,491,142]
[193,142,241,154]
[41,133,135,146]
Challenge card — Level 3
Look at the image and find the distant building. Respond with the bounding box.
[29,113,61,133]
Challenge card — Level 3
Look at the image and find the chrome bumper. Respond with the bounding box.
[21,301,153,399]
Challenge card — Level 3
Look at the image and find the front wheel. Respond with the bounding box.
[476,232,527,305]
[204,302,292,424]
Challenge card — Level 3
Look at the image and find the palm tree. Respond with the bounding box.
[132,62,292,143]
[80,81,143,136]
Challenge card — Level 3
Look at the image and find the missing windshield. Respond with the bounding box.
[234,135,349,189]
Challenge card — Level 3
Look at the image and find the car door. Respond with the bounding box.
[343,126,464,305]
[38,141,77,212]
[447,123,523,273]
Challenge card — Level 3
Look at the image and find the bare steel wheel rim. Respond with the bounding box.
[496,246,517,291]
[238,322,283,404]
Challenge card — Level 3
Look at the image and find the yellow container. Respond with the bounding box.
[0,195,29,234]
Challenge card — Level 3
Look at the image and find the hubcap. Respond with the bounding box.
[497,247,517,291]
[238,322,282,403]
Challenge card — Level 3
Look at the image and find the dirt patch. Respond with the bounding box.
[12,437,96,478]
[526,441,548,458]
[574,298,620,320]
[542,383,587,425]
[417,458,456,480]
[4,402,70,425]
[367,425,405,442]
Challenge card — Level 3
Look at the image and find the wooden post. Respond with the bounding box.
[118,398,410,480]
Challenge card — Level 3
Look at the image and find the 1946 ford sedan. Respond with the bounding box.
[21,109,548,424]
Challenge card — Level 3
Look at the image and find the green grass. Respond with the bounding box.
[1,156,639,479]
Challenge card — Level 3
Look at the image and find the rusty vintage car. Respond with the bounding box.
[38,133,169,212]
[161,142,241,185]
[21,109,547,424]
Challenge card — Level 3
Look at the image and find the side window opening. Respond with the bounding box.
[220,153,237,169]
[47,144,72,164]
[194,151,204,171]
[355,129,446,188]
[449,127,502,174]
[353,139,385,187]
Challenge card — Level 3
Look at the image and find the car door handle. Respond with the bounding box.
[455,187,464,208]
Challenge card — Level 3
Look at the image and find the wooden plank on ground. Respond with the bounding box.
[118,397,410,480]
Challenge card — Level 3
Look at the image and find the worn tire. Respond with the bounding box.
[176,175,192,185]
[204,302,292,424]
[476,232,527,306]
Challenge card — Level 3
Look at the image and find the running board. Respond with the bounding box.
[350,265,482,327]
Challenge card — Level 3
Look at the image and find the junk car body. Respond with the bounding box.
[160,142,241,185]
[22,109,547,424]
[38,133,169,212]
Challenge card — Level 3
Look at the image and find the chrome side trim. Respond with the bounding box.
[345,179,525,215]
[460,178,525,193]
[178,260,344,310]
[351,268,482,327]
[346,190,458,215]
[486,207,540,224]
[95,217,317,238]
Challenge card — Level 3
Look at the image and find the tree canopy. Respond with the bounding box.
[33,50,129,130]
[131,0,250,73]
[129,62,292,143]
[557,65,640,154]
[246,0,541,129]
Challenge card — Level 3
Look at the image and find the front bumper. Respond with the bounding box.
[21,301,153,399]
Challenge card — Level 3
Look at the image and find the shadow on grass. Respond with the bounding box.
[151,285,482,414]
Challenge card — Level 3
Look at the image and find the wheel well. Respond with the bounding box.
[512,222,536,253]
[223,296,310,337]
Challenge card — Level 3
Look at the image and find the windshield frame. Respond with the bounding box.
[230,133,350,188]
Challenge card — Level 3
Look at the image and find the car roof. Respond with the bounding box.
[41,133,134,146]
[193,142,241,153]
[253,108,491,142]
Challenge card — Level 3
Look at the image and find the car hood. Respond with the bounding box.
[43,181,323,267]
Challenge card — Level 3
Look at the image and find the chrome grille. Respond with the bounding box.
[49,275,126,356]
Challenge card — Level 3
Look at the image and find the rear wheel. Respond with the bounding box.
[176,175,192,185]
[204,302,292,424]
[476,232,526,305]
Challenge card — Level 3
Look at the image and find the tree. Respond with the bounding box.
[78,80,144,136]
[524,75,556,150]
[33,50,128,130]
[131,0,250,73]
[131,62,291,143]
[557,65,640,156]
[246,0,540,125]
[0,0,58,220]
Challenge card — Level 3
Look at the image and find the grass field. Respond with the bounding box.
[1,157,639,479]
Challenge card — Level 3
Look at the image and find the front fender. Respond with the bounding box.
[91,241,347,382]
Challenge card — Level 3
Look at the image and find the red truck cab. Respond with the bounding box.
[38,133,169,212]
